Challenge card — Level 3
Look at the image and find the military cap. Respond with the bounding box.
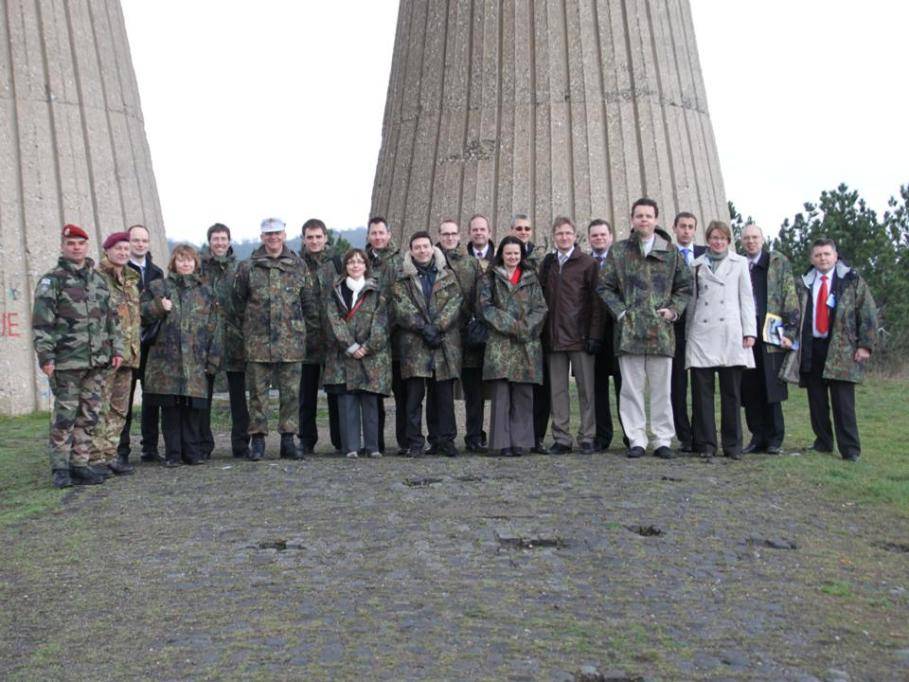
[62,224,89,240]
[260,217,286,233]
[102,231,130,250]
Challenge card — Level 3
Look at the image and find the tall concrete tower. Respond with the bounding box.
[371,0,726,244]
[1,0,165,414]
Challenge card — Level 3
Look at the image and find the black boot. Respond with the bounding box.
[108,457,135,475]
[71,466,105,485]
[249,435,265,461]
[52,469,72,489]
[89,464,112,479]
[279,434,297,459]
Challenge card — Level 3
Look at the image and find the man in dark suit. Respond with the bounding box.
[588,219,626,451]
[669,212,705,452]
[466,214,495,264]
[118,224,165,463]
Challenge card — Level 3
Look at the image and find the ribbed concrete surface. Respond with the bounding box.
[371,0,726,244]
[0,0,165,414]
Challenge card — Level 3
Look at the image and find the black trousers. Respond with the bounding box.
[461,366,486,446]
[670,336,694,448]
[742,363,785,448]
[378,360,408,452]
[691,366,743,456]
[117,353,160,458]
[533,360,551,442]
[405,377,456,449]
[593,351,626,449]
[804,338,860,458]
[201,372,250,458]
[298,363,340,451]
[161,404,205,464]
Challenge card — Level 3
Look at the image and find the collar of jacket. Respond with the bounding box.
[493,265,535,287]
[370,240,400,263]
[332,275,380,305]
[167,271,202,288]
[201,245,235,266]
[250,244,301,270]
[58,256,95,275]
[439,244,468,263]
[801,259,854,288]
[628,230,672,259]
[693,249,746,272]
[401,246,448,278]
[99,255,139,284]
[302,249,330,266]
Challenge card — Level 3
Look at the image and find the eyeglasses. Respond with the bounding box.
[513,226,531,232]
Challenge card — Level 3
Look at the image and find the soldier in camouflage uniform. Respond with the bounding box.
[435,219,486,453]
[740,224,800,454]
[781,238,878,461]
[479,235,548,456]
[298,218,342,454]
[234,217,318,461]
[323,249,392,458]
[597,198,692,459]
[392,232,463,456]
[32,224,123,488]
[366,216,406,453]
[91,232,141,475]
[509,213,551,452]
[142,244,222,466]
[199,223,250,459]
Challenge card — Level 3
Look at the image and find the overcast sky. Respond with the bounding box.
[121,1,909,243]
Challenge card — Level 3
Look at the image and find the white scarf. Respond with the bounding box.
[346,276,366,306]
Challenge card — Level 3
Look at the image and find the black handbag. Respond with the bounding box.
[140,319,162,346]
[465,315,488,349]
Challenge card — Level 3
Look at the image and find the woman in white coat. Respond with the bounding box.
[686,221,756,459]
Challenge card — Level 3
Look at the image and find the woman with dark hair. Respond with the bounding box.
[323,249,391,458]
[141,243,221,466]
[478,235,548,456]
[686,220,756,459]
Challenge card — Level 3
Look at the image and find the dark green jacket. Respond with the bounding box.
[200,246,244,372]
[367,241,405,359]
[441,245,484,369]
[300,248,343,365]
[141,273,221,399]
[480,266,547,384]
[597,229,692,357]
[97,257,141,369]
[323,276,392,395]
[764,251,800,356]
[32,257,122,370]
[234,245,318,363]
[392,248,463,380]
[782,261,878,385]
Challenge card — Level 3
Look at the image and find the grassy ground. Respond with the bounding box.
[0,412,60,527]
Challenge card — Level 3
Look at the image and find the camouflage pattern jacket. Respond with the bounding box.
[234,245,318,363]
[300,248,342,365]
[781,261,878,385]
[440,245,484,369]
[97,256,141,368]
[763,251,800,356]
[32,257,123,370]
[392,247,463,381]
[522,241,549,274]
[597,229,692,357]
[141,272,221,399]
[322,276,392,395]
[367,241,405,358]
[479,266,548,385]
[200,246,244,372]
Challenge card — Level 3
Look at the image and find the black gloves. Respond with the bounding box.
[585,338,603,355]
[421,324,443,349]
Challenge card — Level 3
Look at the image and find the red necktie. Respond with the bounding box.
[816,274,829,335]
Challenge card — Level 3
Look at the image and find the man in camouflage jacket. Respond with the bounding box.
[597,198,692,459]
[199,223,250,459]
[32,224,123,488]
[781,238,878,461]
[392,232,463,456]
[740,224,800,454]
[234,218,318,460]
[436,219,487,452]
[91,232,141,475]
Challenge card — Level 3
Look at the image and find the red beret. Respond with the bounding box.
[103,231,130,250]
[62,224,89,240]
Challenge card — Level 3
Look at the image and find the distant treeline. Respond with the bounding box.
[167,227,367,260]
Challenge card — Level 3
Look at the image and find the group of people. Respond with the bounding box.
[32,198,879,489]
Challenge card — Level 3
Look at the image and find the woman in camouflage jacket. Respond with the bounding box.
[479,236,548,456]
[323,249,391,458]
[141,244,221,466]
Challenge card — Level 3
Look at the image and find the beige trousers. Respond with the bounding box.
[547,351,596,446]
[618,355,674,449]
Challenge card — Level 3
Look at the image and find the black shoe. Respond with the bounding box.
[396,448,410,457]
[725,450,742,460]
[679,442,695,454]
[440,442,460,458]
[594,439,611,452]
[579,441,596,455]
[654,446,675,459]
[52,469,72,489]
[233,449,251,459]
[249,436,265,461]
[511,447,526,457]
[626,446,645,459]
[425,443,440,455]
[140,452,161,463]
[807,442,833,454]
[407,446,424,458]
[843,452,860,462]
[186,458,206,466]
[279,434,297,459]
[464,440,486,454]
[108,458,135,475]
[71,466,105,485]
[299,443,314,456]
[550,442,572,455]
[700,448,716,459]
[89,465,111,479]
[742,441,766,455]
[766,445,783,455]
[163,459,182,468]
[532,440,549,455]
